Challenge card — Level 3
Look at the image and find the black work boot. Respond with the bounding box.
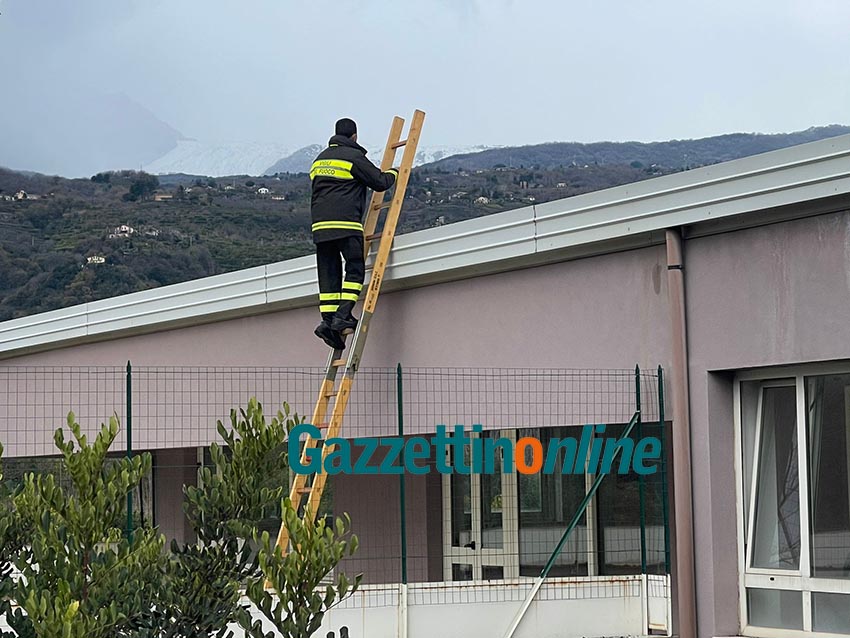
[330,301,358,333]
[314,313,346,350]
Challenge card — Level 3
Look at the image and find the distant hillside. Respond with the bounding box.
[429,125,850,171]
[265,145,324,175]
[0,160,674,321]
[2,125,847,322]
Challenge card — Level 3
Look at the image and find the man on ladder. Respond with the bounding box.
[311,117,399,350]
[277,110,424,554]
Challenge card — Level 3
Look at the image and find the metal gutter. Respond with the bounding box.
[666,228,697,638]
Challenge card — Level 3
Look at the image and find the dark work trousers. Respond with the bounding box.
[315,235,365,321]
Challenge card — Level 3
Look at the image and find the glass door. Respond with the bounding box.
[442,430,519,580]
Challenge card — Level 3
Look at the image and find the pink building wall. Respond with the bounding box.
[5,206,850,636]
[685,208,850,637]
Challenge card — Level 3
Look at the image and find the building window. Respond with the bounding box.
[807,374,850,581]
[738,369,850,636]
[518,427,588,577]
[443,423,664,581]
[750,383,800,570]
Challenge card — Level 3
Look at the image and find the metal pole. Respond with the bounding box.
[542,410,640,579]
[397,363,407,585]
[658,365,671,574]
[126,360,133,542]
[636,365,647,574]
[504,411,641,638]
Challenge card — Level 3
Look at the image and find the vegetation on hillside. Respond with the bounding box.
[2,125,846,321]
[0,162,672,321]
[430,125,850,171]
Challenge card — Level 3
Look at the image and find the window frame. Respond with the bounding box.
[745,378,801,576]
[736,363,850,638]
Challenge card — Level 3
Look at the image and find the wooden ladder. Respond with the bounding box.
[275,110,426,552]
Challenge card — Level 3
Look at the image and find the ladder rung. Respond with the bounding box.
[331,358,347,367]
[295,487,312,494]
[371,200,391,211]
[391,139,407,149]
[323,390,337,398]
[365,233,382,241]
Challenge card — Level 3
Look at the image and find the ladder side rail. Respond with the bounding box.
[276,351,339,549]
[345,110,425,373]
[304,375,355,515]
[363,117,405,259]
[364,110,424,314]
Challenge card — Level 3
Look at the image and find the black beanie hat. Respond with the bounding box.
[335,118,357,138]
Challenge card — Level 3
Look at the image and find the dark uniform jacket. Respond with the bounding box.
[310,135,398,243]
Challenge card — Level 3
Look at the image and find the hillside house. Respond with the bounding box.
[109,224,135,239]
[257,187,270,196]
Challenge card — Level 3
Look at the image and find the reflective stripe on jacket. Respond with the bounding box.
[310,135,398,243]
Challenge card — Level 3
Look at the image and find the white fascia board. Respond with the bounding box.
[382,205,536,281]
[0,267,269,353]
[534,133,850,251]
[85,266,268,335]
[2,133,850,357]
[265,255,317,306]
[0,304,89,352]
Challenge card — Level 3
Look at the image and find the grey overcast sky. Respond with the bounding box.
[1,0,849,150]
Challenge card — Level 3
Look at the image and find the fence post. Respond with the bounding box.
[397,364,409,638]
[658,365,671,574]
[126,360,133,542]
[636,365,647,574]
[397,363,407,585]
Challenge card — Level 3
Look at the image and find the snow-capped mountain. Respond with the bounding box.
[263,144,496,175]
[408,144,495,166]
[144,140,290,177]
[143,140,496,177]
[264,145,324,175]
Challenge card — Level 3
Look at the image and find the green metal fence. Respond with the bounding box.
[0,364,670,590]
